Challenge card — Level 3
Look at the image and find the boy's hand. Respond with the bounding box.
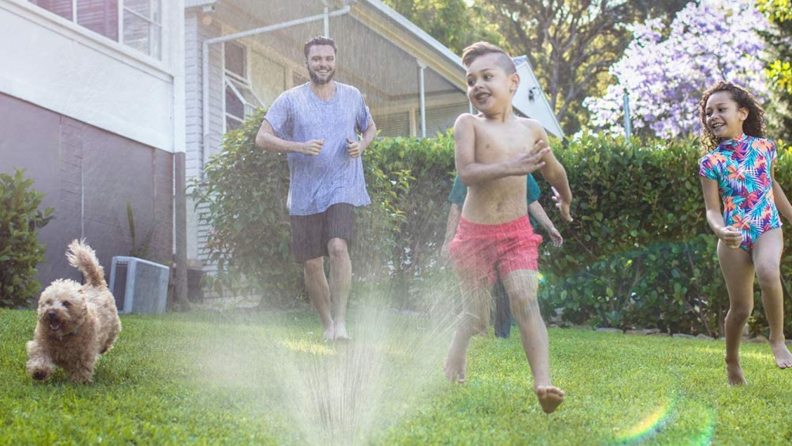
[300,139,324,155]
[551,186,573,222]
[347,138,364,158]
[717,226,742,249]
[511,147,549,175]
[548,227,563,247]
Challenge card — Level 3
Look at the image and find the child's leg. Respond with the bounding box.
[493,276,512,338]
[502,269,564,413]
[445,277,489,383]
[717,241,755,385]
[751,228,792,368]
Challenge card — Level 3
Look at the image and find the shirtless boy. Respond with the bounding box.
[446,42,573,414]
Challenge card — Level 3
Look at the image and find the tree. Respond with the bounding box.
[584,0,768,139]
[757,0,792,143]
[477,0,689,134]
[382,0,504,54]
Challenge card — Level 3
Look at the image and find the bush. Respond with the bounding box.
[362,133,456,308]
[0,169,54,308]
[192,110,792,337]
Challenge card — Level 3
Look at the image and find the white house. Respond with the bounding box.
[0,0,561,287]
[0,0,185,285]
[183,0,562,270]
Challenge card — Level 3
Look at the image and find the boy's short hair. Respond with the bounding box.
[461,42,516,75]
[304,36,337,58]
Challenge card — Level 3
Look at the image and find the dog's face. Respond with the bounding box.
[37,280,88,335]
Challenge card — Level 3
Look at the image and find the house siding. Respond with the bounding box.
[0,93,173,288]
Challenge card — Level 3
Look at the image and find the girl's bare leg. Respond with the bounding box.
[752,228,792,369]
[718,240,755,385]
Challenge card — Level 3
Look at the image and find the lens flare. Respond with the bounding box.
[614,400,672,443]
[613,400,717,446]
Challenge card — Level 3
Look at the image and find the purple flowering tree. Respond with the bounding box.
[584,0,768,139]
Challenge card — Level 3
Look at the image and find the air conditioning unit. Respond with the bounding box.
[109,256,170,314]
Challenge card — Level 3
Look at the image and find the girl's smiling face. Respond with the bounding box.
[704,91,749,141]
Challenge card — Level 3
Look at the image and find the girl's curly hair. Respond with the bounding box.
[699,81,765,153]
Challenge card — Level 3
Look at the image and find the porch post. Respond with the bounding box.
[418,61,426,138]
[324,6,330,36]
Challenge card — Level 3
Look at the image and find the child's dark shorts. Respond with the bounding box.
[290,203,354,263]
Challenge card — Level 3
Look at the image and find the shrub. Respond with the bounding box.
[192,110,792,336]
[0,169,54,308]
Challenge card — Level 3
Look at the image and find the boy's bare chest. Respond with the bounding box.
[474,124,534,162]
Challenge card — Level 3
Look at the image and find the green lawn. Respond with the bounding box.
[1,307,790,445]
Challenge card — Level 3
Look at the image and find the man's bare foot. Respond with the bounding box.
[535,385,565,414]
[444,342,466,384]
[333,323,351,342]
[725,356,747,386]
[770,341,792,369]
[322,326,335,341]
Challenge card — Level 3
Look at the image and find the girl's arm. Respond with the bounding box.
[771,160,792,222]
[701,178,742,249]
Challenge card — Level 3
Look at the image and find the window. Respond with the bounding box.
[29,0,162,60]
[224,42,246,79]
[223,42,263,132]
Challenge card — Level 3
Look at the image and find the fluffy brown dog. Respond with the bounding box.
[26,240,121,383]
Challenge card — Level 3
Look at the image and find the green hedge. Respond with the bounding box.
[0,169,54,308]
[192,111,792,336]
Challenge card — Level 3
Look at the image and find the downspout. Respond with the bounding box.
[201,6,351,169]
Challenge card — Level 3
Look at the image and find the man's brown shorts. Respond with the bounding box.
[290,203,354,263]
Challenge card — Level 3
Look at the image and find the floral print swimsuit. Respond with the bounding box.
[699,134,782,251]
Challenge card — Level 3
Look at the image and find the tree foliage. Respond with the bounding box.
[584,0,768,139]
[757,0,792,144]
[475,0,685,135]
[382,0,504,54]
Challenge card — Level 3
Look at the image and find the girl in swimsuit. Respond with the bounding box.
[699,81,792,385]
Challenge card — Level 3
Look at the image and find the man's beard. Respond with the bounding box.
[309,68,334,85]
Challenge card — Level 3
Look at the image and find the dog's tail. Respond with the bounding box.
[66,239,107,288]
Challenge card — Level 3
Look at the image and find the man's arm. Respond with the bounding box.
[255,119,323,155]
[454,114,549,186]
[347,120,377,158]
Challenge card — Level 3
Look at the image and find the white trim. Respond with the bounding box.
[3,0,171,79]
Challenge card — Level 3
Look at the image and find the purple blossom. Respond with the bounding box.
[585,0,769,139]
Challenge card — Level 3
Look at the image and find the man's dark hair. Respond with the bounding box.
[304,36,337,58]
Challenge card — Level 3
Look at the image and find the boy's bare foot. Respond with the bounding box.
[322,326,335,341]
[725,356,747,386]
[535,385,565,414]
[444,343,466,384]
[333,323,351,342]
[770,341,792,369]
